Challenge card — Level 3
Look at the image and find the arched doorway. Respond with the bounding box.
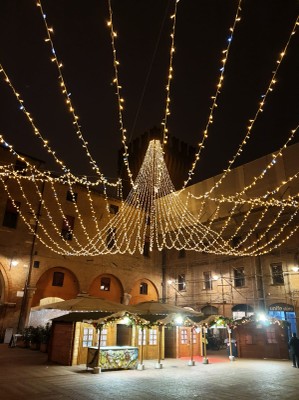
[89,273,123,303]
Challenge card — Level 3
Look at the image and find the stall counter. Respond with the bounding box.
[87,346,139,370]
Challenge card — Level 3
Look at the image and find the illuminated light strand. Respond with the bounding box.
[0,67,120,190]
[0,174,74,254]
[48,179,98,253]
[36,0,109,185]
[13,172,91,253]
[235,206,285,253]
[1,164,118,256]
[1,130,298,256]
[182,0,243,189]
[0,63,72,175]
[189,124,299,202]
[1,138,298,256]
[107,0,134,188]
[107,0,180,191]
[161,0,180,149]
[241,208,299,256]
[0,4,298,256]
[37,0,121,218]
[184,13,299,192]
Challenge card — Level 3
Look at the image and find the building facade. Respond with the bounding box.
[164,142,299,335]
[0,140,299,340]
[0,144,162,339]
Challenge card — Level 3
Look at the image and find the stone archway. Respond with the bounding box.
[201,305,218,316]
[129,278,159,305]
[32,267,80,307]
[89,273,123,303]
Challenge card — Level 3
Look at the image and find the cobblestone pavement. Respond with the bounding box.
[0,344,297,400]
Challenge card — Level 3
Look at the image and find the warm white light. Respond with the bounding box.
[120,316,130,325]
[257,313,267,322]
[175,315,183,325]
[11,260,19,267]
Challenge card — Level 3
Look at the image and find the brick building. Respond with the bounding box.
[0,139,299,340]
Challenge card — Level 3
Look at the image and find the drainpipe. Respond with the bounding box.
[255,253,266,311]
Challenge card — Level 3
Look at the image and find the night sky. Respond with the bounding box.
[0,0,298,184]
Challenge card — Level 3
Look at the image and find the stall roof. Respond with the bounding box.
[33,296,140,313]
[51,311,203,325]
[131,301,203,316]
[51,311,112,322]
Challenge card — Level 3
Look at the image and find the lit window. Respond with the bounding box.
[100,277,111,291]
[82,328,93,347]
[271,264,284,285]
[234,267,245,287]
[52,271,64,287]
[138,328,146,345]
[140,282,148,295]
[3,199,20,229]
[149,329,157,345]
[181,329,188,344]
[203,271,212,290]
[97,328,108,347]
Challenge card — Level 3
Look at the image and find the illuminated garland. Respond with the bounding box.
[0,3,298,257]
[161,0,180,149]
[184,15,299,192]
[182,0,243,188]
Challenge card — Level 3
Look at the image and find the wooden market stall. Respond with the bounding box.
[234,318,289,359]
[84,311,149,371]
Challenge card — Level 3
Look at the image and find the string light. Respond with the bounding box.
[182,12,298,191]
[161,0,179,149]
[181,0,243,189]
[0,2,298,258]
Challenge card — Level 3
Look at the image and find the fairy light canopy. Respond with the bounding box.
[0,0,298,257]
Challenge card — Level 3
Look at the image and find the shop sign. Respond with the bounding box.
[269,303,294,312]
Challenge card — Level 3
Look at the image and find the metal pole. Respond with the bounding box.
[17,180,45,332]
[202,327,209,364]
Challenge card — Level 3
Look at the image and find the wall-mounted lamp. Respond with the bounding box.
[10,259,19,269]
